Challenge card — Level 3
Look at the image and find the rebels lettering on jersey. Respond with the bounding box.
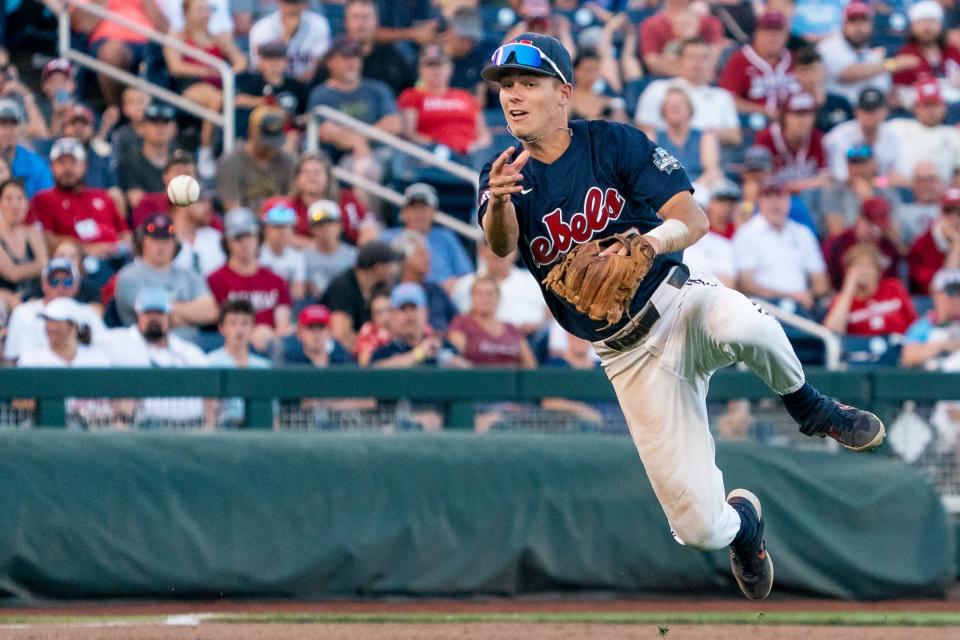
[478,120,693,341]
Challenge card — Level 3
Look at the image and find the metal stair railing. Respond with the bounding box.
[752,299,843,370]
[58,0,235,151]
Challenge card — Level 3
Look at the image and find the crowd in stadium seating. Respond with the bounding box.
[1,0,960,415]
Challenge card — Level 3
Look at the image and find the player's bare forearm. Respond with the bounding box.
[483,200,520,257]
[644,191,708,254]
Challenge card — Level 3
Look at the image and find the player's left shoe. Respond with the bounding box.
[798,396,886,452]
[727,489,774,601]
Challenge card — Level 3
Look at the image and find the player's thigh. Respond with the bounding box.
[695,283,787,369]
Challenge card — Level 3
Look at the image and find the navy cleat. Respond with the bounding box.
[798,396,885,452]
[727,489,774,601]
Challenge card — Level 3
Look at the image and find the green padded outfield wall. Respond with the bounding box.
[0,431,952,600]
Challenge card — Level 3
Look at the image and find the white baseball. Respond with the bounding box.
[166,175,201,206]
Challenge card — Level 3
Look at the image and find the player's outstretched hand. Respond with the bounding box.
[488,146,530,205]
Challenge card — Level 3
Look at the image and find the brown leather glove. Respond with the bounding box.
[542,232,656,329]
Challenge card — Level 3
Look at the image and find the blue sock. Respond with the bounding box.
[780,382,823,426]
[730,498,762,551]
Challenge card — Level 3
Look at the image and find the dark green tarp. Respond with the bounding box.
[0,432,952,599]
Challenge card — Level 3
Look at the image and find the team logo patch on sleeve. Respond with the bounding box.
[653,147,682,174]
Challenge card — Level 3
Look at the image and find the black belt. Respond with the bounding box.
[602,264,690,353]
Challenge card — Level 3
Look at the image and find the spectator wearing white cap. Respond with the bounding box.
[0,100,52,198]
[302,199,357,298]
[2,257,106,362]
[100,286,210,428]
[257,197,306,300]
[887,78,960,185]
[30,138,131,265]
[902,268,960,368]
[817,2,917,107]
[17,297,109,368]
[380,183,473,292]
[891,0,960,106]
[682,181,739,288]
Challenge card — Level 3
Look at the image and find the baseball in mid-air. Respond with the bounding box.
[166,175,200,206]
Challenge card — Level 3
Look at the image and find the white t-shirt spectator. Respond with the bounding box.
[249,10,331,79]
[816,31,891,106]
[174,227,226,277]
[732,215,827,294]
[635,78,740,136]
[452,268,548,327]
[159,0,234,35]
[887,118,960,183]
[547,319,601,362]
[259,246,307,289]
[3,298,107,361]
[823,119,900,181]
[682,231,736,283]
[18,345,111,367]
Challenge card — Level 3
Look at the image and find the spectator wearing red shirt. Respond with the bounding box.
[719,10,800,116]
[397,45,491,157]
[638,0,723,77]
[891,1,960,104]
[207,207,292,351]
[822,197,902,291]
[754,91,828,193]
[30,138,131,261]
[288,151,372,246]
[823,243,917,336]
[908,187,960,293]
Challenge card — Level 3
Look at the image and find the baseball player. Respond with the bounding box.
[478,33,885,600]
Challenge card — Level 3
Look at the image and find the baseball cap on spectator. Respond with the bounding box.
[326,35,363,60]
[846,143,873,162]
[941,187,960,209]
[50,137,86,162]
[141,212,176,239]
[259,40,288,59]
[860,197,891,230]
[740,145,774,172]
[843,1,873,20]
[144,102,176,122]
[756,10,787,30]
[857,88,886,111]
[403,182,439,208]
[248,105,285,147]
[41,58,73,82]
[712,179,742,201]
[420,44,450,65]
[908,0,944,23]
[134,286,172,314]
[692,185,711,209]
[260,196,297,226]
[482,33,574,85]
[224,207,260,239]
[758,178,788,196]
[783,91,817,114]
[357,240,403,269]
[298,304,331,327]
[40,297,82,324]
[66,104,95,124]
[44,257,79,280]
[450,6,483,40]
[0,99,24,124]
[308,199,341,224]
[932,268,960,296]
[915,78,943,105]
[391,282,427,309]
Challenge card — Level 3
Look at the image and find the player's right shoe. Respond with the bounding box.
[727,489,774,601]
[798,396,886,452]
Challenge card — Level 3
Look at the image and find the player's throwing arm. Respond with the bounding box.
[482,146,529,256]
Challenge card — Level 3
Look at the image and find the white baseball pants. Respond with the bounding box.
[594,268,805,550]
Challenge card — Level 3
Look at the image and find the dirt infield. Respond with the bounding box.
[1,623,957,640]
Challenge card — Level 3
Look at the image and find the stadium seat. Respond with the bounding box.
[841,335,903,367]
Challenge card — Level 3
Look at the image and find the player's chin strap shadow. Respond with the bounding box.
[507,125,573,145]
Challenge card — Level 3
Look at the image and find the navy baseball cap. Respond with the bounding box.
[481,33,573,85]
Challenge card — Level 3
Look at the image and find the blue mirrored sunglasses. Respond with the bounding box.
[48,276,74,287]
[490,43,568,84]
[846,145,873,161]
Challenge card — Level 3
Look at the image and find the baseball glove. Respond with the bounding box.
[542,232,656,329]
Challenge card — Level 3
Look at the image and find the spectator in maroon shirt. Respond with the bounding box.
[206,207,292,351]
[908,187,960,293]
[753,91,829,193]
[288,151,373,247]
[30,138,131,263]
[823,197,902,290]
[823,243,917,337]
[447,276,536,368]
[891,1,960,104]
[638,0,723,77]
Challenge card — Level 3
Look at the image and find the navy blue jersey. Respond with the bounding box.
[478,120,693,341]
